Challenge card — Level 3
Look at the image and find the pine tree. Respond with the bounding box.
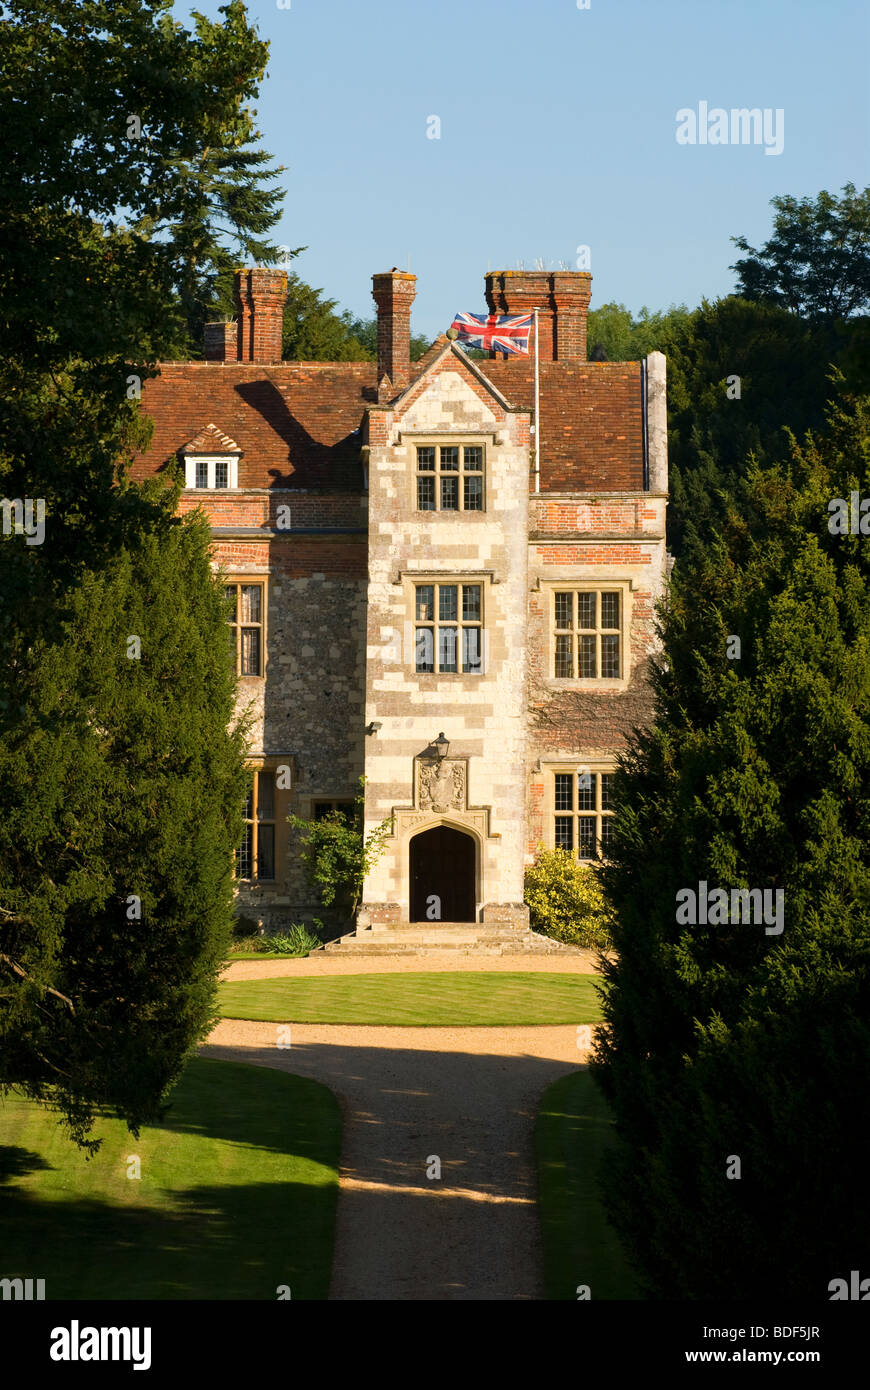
[592,394,870,1298]
[0,0,287,364]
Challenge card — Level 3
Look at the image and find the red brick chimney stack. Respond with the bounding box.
[203,321,238,363]
[372,270,417,391]
[484,269,592,362]
[233,268,288,364]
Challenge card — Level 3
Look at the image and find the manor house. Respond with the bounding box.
[132,266,668,945]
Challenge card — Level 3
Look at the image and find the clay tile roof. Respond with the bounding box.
[132,362,377,490]
[409,334,449,378]
[483,358,644,491]
[131,354,646,494]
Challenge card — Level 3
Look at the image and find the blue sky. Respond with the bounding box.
[179,0,868,339]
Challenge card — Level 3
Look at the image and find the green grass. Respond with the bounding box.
[0,1058,341,1300]
[536,1068,640,1300]
[218,971,603,1026]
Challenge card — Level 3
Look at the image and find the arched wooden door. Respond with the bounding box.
[409,825,476,923]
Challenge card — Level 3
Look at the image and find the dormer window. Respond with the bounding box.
[185,455,238,489]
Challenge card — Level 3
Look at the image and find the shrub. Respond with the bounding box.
[228,924,321,956]
[228,935,270,955]
[287,777,392,917]
[524,848,615,950]
[268,924,322,957]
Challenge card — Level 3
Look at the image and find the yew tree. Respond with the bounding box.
[593,394,870,1298]
[0,0,282,1145]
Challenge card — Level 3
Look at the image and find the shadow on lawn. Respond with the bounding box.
[199,1039,591,1299]
[0,1178,334,1300]
[0,1049,630,1301]
[0,1145,54,1183]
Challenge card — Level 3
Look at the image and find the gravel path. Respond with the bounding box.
[221,950,602,981]
[202,1013,593,1301]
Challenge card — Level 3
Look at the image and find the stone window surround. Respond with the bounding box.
[236,756,294,887]
[538,577,634,692]
[397,570,496,680]
[223,573,268,680]
[539,757,617,861]
[302,797,357,823]
[408,434,489,515]
[414,579,483,676]
[184,454,239,489]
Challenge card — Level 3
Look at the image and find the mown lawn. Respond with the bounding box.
[0,1058,341,1300]
[218,971,603,1026]
[536,1068,640,1300]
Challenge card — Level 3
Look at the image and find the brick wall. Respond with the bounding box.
[524,490,668,861]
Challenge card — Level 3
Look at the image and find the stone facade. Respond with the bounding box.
[132,266,668,937]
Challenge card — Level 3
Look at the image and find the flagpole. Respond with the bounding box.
[533,308,540,494]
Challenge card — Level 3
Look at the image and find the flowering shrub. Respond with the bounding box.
[524,848,615,950]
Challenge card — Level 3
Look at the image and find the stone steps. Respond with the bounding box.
[323,921,582,956]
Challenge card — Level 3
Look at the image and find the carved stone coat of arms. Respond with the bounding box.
[417,759,466,813]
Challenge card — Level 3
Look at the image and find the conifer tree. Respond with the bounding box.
[0,0,279,1145]
[593,394,870,1298]
[0,506,249,1149]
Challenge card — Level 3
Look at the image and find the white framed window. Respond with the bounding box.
[236,759,293,883]
[554,589,621,678]
[542,581,632,689]
[185,455,239,489]
[237,766,276,881]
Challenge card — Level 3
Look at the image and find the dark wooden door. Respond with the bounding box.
[409,826,476,923]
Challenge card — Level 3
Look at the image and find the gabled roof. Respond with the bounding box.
[385,338,517,416]
[180,423,242,454]
[130,352,645,493]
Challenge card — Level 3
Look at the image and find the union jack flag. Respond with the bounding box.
[449,311,532,355]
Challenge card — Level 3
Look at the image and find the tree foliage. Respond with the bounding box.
[344,314,432,364]
[585,301,691,363]
[281,274,372,361]
[288,781,393,919]
[0,0,287,363]
[586,191,870,561]
[592,394,870,1297]
[731,183,870,321]
[278,288,433,364]
[0,0,281,1145]
[0,512,248,1150]
[524,849,615,951]
[663,296,869,557]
